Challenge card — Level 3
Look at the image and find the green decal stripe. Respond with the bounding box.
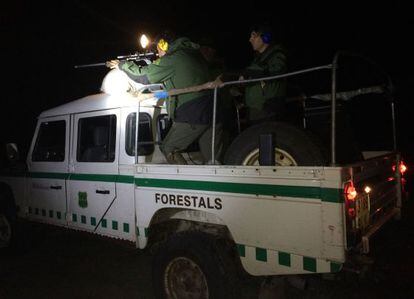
[117,175,135,184]
[29,207,64,220]
[330,262,342,272]
[29,172,69,179]
[70,173,118,182]
[256,247,267,262]
[278,251,291,267]
[321,188,343,203]
[30,206,129,234]
[25,172,342,203]
[237,244,246,257]
[303,257,317,272]
[28,172,135,184]
[112,220,118,230]
[136,178,342,203]
[239,245,342,273]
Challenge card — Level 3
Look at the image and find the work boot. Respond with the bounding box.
[166,152,187,165]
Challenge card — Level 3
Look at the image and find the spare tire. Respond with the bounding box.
[224,121,327,166]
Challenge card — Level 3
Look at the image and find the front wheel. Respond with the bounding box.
[0,212,12,249]
[152,232,240,299]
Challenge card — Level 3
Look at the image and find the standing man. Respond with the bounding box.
[243,24,288,124]
[107,31,222,164]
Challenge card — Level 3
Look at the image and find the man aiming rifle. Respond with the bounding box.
[107,31,224,165]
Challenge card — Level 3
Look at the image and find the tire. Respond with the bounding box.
[0,212,12,249]
[224,121,327,166]
[152,232,240,299]
[0,187,16,251]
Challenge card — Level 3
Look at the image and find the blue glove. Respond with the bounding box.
[154,91,169,99]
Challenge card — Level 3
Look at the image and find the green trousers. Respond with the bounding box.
[160,122,223,163]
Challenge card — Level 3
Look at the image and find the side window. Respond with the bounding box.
[77,114,116,162]
[32,120,66,162]
[125,113,154,156]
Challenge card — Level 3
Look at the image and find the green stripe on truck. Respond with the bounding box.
[135,178,343,203]
[25,172,343,202]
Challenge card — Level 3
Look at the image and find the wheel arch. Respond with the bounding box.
[146,207,239,254]
[0,182,16,216]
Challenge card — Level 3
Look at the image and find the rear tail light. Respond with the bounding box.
[392,161,407,175]
[348,208,356,218]
[344,181,357,219]
[344,181,357,201]
[400,162,407,175]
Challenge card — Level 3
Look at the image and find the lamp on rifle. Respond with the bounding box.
[140,34,150,49]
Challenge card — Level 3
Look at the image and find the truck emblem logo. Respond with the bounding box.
[78,192,88,208]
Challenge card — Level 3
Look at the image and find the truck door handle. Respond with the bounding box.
[50,186,62,190]
[96,190,110,194]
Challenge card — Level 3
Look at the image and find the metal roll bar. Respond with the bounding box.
[210,51,396,166]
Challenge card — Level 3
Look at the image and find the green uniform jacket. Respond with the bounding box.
[119,37,211,122]
[244,44,287,120]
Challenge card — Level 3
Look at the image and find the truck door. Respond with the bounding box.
[27,116,69,226]
[68,109,119,236]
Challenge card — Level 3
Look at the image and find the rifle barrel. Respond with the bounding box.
[74,62,106,69]
[74,52,158,69]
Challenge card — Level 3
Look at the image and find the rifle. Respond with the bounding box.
[74,52,158,69]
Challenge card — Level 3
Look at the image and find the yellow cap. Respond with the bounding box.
[157,38,169,52]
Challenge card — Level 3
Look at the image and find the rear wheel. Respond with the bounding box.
[224,121,326,166]
[152,232,240,299]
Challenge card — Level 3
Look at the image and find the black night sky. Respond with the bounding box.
[2,1,414,163]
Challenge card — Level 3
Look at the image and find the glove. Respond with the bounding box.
[106,60,120,69]
[154,91,169,99]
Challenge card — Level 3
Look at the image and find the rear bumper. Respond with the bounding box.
[360,207,400,254]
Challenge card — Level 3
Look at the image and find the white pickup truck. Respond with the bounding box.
[0,52,407,298]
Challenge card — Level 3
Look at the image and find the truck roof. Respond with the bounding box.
[39,92,155,119]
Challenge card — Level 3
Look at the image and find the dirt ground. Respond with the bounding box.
[1,192,414,299]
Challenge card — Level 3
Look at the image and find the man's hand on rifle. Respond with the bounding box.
[106,60,120,69]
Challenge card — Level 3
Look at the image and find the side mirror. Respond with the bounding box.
[6,143,19,163]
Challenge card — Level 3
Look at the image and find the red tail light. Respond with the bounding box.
[344,181,357,219]
[344,182,357,201]
[392,162,407,175]
[400,162,407,175]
